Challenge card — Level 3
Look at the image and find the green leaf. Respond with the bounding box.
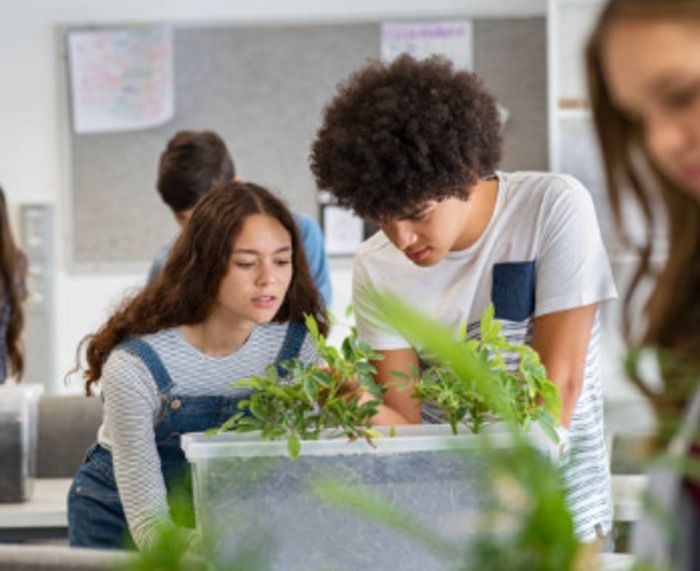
[355,361,375,375]
[248,398,266,421]
[365,427,383,440]
[302,376,317,401]
[264,364,280,381]
[341,335,355,361]
[287,433,301,459]
[304,313,319,338]
[372,292,507,412]
[229,378,262,390]
[311,369,332,386]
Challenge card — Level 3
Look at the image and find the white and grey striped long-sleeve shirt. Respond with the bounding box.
[96,324,317,550]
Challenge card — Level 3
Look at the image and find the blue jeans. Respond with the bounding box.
[67,324,307,549]
[68,444,133,549]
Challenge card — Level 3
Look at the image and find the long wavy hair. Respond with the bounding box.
[80,181,328,395]
[586,0,700,419]
[0,186,27,381]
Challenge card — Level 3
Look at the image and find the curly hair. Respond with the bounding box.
[310,54,502,219]
[78,181,328,395]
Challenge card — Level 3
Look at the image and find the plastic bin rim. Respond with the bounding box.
[181,424,534,460]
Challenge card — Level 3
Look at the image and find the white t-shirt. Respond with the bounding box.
[352,170,617,542]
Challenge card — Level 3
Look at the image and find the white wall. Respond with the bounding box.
[0,0,546,392]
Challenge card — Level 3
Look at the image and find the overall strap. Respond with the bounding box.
[120,337,174,395]
[275,321,308,377]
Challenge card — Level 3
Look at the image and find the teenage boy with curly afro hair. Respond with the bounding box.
[311,54,617,545]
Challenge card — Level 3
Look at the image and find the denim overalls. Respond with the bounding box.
[68,322,307,549]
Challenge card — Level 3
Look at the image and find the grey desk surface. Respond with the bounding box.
[599,554,635,570]
[0,479,71,529]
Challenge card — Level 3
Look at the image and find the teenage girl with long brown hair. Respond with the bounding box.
[587,0,700,566]
[68,181,327,551]
[0,185,27,383]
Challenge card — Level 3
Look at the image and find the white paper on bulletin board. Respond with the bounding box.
[381,21,474,71]
[322,205,365,256]
[68,25,174,134]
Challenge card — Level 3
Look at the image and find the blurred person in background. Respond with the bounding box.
[587,0,700,567]
[0,184,27,383]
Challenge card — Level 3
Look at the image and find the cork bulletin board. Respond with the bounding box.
[64,17,546,268]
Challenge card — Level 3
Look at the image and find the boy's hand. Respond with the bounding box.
[528,422,569,463]
[316,366,361,405]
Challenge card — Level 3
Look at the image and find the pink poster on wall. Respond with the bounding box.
[381,21,474,70]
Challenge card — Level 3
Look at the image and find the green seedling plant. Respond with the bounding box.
[393,303,561,438]
[211,314,385,459]
[213,295,562,458]
[374,294,562,444]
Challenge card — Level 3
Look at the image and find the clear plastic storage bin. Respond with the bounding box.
[0,384,44,503]
[182,424,551,571]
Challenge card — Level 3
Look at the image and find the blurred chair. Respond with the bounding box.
[36,396,102,478]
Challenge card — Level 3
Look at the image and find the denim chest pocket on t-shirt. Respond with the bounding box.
[491,260,536,321]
